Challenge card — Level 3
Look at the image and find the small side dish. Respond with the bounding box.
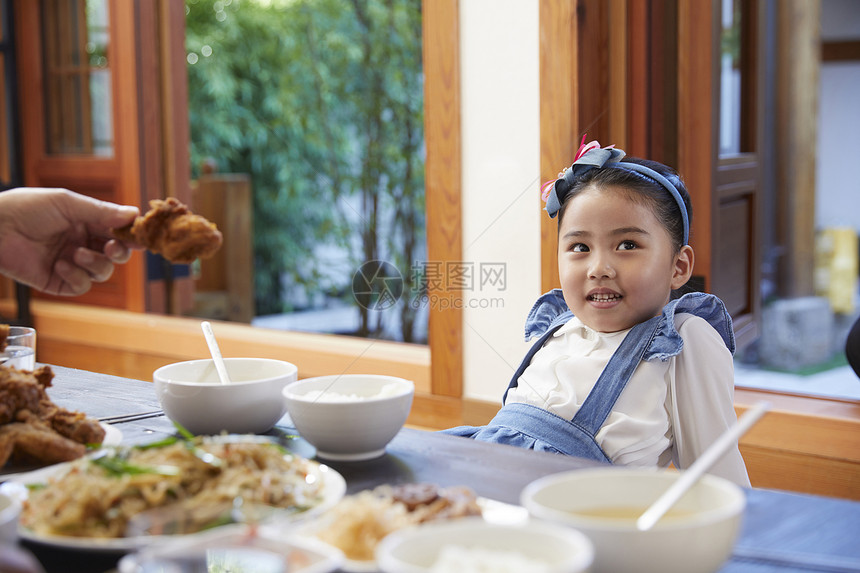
[308,483,481,563]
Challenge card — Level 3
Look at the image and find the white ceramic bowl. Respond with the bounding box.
[375,517,594,573]
[0,491,21,543]
[521,468,746,573]
[282,374,414,461]
[153,358,298,435]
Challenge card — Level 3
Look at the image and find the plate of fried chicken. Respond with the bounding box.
[0,364,116,480]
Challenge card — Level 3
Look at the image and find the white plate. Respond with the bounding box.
[0,422,122,481]
[0,437,346,553]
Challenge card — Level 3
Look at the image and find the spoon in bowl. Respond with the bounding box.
[636,400,771,531]
[201,321,231,385]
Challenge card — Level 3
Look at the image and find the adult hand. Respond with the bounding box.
[0,188,140,296]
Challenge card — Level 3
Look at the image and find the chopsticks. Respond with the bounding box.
[97,410,165,424]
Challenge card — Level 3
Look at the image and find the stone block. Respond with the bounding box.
[759,296,834,370]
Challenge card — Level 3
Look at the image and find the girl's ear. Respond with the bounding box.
[670,245,695,290]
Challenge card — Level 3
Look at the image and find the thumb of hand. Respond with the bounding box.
[67,193,139,230]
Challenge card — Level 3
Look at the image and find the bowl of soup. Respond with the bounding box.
[283,374,414,461]
[154,358,298,435]
[521,467,745,573]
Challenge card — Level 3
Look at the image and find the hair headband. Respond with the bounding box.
[541,138,690,245]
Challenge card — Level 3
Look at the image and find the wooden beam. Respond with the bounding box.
[539,0,577,293]
[423,0,463,398]
[822,40,860,62]
[677,0,717,290]
[10,299,430,393]
[774,0,820,297]
[608,0,628,150]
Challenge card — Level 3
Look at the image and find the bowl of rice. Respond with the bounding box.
[283,374,414,461]
[375,517,594,573]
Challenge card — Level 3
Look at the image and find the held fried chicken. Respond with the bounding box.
[112,197,223,264]
[0,365,105,467]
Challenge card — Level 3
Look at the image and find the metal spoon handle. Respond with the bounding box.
[636,400,770,531]
[202,321,231,385]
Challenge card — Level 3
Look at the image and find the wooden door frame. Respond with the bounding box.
[14,0,146,310]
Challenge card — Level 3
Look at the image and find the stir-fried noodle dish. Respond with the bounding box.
[21,437,326,538]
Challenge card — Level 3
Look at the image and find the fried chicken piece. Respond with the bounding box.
[0,433,13,467]
[0,365,104,467]
[0,422,86,466]
[0,368,46,425]
[44,409,105,445]
[112,197,223,264]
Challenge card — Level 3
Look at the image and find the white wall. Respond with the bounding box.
[459,0,541,401]
[816,0,860,233]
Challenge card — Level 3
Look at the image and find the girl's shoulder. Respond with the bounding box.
[644,292,735,362]
[523,289,571,341]
[673,313,733,351]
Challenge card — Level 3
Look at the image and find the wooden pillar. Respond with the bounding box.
[677,0,717,291]
[192,174,254,323]
[539,0,577,293]
[423,0,462,398]
[775,0,820,297]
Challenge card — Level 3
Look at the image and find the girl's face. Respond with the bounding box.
[557,185,694,333]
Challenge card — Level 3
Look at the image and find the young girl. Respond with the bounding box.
[445,140,750,486]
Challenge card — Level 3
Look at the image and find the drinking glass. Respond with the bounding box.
[0,326,36,370]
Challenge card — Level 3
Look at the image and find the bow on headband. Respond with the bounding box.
[541,137,690,245]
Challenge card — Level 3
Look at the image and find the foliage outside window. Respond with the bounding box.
[185,0,426,343]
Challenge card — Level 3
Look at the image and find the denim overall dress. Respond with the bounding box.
[442,290,735,463]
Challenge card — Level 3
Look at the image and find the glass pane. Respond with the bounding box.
[185,0,427,343]
[41,0,113,156]
[719,0,742,156]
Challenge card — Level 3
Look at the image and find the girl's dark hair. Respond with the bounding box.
[557,157,692,253]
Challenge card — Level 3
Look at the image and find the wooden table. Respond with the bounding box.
[11,365,860,572]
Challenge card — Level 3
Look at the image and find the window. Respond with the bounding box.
[40,0,112,156]
[185,0,427,344]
